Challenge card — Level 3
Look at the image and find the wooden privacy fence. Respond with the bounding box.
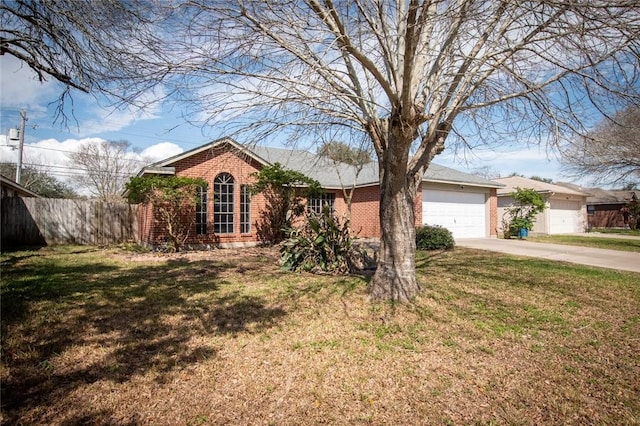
[1,198,138,249]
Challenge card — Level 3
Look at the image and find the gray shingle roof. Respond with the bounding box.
[144,138,503,189]
[251,145,502,188]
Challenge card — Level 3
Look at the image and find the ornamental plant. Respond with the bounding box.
[415,225,455,250]
[126,175,207,251]
[503,187,546,239]
[250,163,321,244]
[280,207,366,274]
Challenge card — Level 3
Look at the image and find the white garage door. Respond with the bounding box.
[422,189,486,238]
[549,200,581,234]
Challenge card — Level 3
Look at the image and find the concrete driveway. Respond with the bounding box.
[456,238,640,273]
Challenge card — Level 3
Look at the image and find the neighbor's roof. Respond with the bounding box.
[495,176,588,196]
[0,175,41,198]
[141,138,503,189]
[556,182,637,204]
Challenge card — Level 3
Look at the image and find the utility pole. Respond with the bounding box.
[15,109,26,184]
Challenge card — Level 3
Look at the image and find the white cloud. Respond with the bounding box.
[1,137,184,192]
[138,142,183,162]
[0,55,59,114]
[76,86,166,137]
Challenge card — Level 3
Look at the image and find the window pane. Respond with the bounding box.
[241,185,251,234]
[214,173,234,234]
[196,186,207,235]
[308,193,335,214]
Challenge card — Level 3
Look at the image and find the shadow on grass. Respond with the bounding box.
[1,250,288,424]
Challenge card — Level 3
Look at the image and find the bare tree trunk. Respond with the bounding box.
[368,135,420,302]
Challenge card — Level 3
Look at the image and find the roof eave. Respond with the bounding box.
[151,137,271,169]
[137,166,176,177]
[424,178,505,189]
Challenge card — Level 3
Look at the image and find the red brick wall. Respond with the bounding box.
[136,202,155,245]
[589,204,627,228]
[174,146,266,246]
[489,188,498,237]
[349,185,381,237]
[138,145,268,247]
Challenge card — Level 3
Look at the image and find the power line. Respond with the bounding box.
[20,161,144,177]
[1,143,156,165]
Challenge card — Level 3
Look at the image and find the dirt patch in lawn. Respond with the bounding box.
[2,246,639,425]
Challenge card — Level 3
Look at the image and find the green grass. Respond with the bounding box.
[526,234,640,252]
[591,227,640,236]
[1,245,639,425]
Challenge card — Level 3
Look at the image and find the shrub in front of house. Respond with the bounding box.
[280,208,368,274]
[415,225,455,250]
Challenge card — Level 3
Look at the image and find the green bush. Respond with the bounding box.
[503,187,546,239]
[415,225,455,250]
[280,208,367,274]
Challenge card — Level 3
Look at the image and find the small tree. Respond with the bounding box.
[126,175,207,252]
[69,140,141,201]
[626,194,640,230]
[503,188,546,239]
[317,140,372,225]
[250,163,321,244]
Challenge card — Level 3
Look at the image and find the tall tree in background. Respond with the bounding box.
[148,1,638,301]
[68,140,141,201]
[561,106,640,186]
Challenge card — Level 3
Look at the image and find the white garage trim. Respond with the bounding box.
[549,199,581,234]
[422,189,487,238]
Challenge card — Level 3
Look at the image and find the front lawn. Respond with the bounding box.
[2,245,639,425]
[527,234,640,252]
[592,228,640,236]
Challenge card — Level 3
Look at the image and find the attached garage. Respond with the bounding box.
[495,176,588,236]
[549,199,582,234]
[422,189,487,238]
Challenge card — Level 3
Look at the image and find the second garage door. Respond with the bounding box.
[422,189,486,238]
[549,199,581,234]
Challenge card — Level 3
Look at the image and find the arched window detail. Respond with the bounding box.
[214,173,234,234]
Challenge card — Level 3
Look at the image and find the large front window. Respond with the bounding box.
[240,185,251,234]
[195,186,208,235]
[214,173,234,234]
[308,193,335,214]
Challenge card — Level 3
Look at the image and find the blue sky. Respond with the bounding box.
[1,53,576,187]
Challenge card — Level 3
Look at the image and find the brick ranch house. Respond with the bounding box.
[134,138,503,248]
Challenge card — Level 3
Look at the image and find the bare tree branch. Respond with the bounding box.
[561,105,640,185]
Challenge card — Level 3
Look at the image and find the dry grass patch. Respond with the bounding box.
[1,245,638,425]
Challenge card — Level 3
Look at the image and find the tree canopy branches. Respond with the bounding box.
[561,105,640,185]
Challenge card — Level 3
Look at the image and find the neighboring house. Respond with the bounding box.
[495,176,588,235]
[135,138,503,247]
[556,183,637,228]
[1,175,41,198]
